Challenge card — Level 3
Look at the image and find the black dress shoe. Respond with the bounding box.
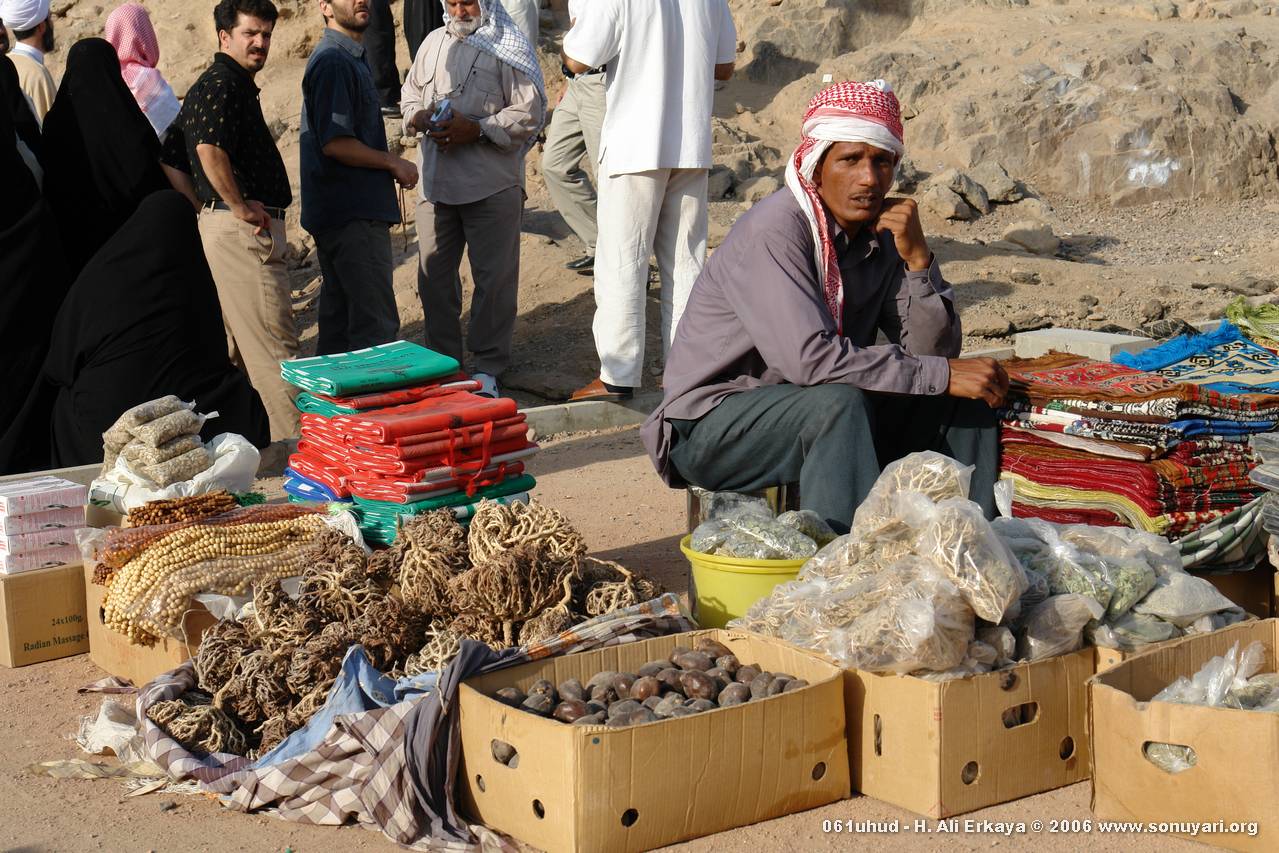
[565,254,594,273]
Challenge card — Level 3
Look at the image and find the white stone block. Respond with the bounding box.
[1013,328,1156,361]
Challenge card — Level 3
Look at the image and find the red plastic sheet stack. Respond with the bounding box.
[287,375,538,505]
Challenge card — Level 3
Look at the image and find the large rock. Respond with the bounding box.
[929,168,992,214]
[968,162,1023,203]
[894,157,928,193]
[708,166,737,200]
[738,175,782,205]
[1002,221,1061,256]
[920,184,978,221]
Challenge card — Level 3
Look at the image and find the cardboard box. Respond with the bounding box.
[457,629,850,853]
[0,562,89,667]
[1199,565,1275,620]
[83,563,216,686]
[1091,619,1279,852]
[846,646,1095,817]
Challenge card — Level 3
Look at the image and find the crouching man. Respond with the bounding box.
[640,81,1008,534]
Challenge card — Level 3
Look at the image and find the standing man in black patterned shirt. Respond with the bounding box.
[162,0,300,446]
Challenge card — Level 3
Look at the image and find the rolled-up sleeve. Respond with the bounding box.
[476,65,544,152]
[721,226,951,396]
[878,256,961,393]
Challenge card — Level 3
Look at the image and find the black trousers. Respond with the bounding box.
[404,0,445,60]
[365,0,401,109]
[669,383,1001,534]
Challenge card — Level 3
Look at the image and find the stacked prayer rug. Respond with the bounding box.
[281,342,538,544]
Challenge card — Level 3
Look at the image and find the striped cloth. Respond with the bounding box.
[138,593,694,847]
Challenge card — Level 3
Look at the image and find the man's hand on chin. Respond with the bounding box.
[874,197,933,271]
[946,357,1010,408]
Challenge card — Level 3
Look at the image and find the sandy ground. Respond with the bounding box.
[0,427,1210,853]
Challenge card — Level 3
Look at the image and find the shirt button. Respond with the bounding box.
[928,385,936,393]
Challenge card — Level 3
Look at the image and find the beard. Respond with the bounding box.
[334,6,370,33]
[42,17,55,52]
[446,16,480,38]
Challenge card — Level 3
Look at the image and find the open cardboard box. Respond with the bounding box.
[1091,619,1278,852]
[0,562,89,667]
[457,629,850,853]
[846,645,1095,817]
[83,562,216,686]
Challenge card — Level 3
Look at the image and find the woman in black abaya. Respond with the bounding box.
[40,38,169,272]
[0,191,270,472]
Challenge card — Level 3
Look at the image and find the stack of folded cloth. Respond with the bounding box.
[0,477,88,573]
[1000,350,1279,568]
[281,342,539,545]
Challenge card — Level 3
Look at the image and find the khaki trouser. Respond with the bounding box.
[198,208,301,441]
[542,72,606,251]
[416,186,523,377]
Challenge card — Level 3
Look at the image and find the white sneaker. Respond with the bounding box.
[473,372,499,399]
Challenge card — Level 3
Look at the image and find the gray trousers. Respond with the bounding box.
[542,73,605,252]
[669,383,1001,534]
[416,186,523,376]
[315,219,399,356]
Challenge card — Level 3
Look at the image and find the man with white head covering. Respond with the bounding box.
[641,81,1009,533]
[400,0,545,399]
[1,0,56,122]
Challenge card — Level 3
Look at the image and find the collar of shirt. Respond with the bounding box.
[829,213,880,264]
[11,42,43,65]
[321,27,366,59]
[213,52,260,93]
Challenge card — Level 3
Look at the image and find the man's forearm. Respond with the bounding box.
[322,135,394,171]
[195,144,245,207]
[162,164,200,210]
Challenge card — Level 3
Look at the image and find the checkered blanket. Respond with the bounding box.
[138,593,694,848]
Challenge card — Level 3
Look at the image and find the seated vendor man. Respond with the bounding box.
[640,80,1009,533]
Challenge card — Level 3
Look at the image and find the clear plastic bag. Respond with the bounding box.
[102,395,190,450]
[130,408,207,448]
[851,451,974,541]
[692,488,774,524]
[777,509,837,547]
[121,434,203,469]
[718,529,783,559]
[1133,572,1239,628]
[1185,608,1248,635]
[689,519,732,554]
[977,625,1017,665]
[702,515,818,560]
[915,498,1027,623]
[1088,611,1181,651]
[139,446,214,488]
[1017,594,1104,661]
[1153,641,1265,708]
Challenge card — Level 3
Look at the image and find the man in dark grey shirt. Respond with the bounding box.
[641,80,1008,533]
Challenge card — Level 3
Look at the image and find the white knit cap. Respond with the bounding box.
[0,0,51,31]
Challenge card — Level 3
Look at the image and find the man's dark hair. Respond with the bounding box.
[213,0,280,37]
[13,25,38,40]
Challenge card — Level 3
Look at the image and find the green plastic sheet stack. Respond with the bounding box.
[354,474,537,545]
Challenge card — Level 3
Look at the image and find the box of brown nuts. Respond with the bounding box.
[845,645,1095,818]
[457,628,850,853]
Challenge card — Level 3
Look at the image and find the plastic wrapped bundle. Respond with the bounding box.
[1017,594,1105,661]
[691,488,773,524]
[777,510,838,547]
[1088,612,1181,651]
[690,514,818,560]
[1058,526,1157,620]
[915,498,1027,623]
[852,451,973,541]
[1133,573,1239,628]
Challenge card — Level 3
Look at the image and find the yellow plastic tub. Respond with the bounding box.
[679,534,806,629]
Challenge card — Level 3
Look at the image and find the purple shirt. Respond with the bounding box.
[641,189,962,486]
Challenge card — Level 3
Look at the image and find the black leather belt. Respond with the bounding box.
[205,200,287,220]
[561,63,605,79]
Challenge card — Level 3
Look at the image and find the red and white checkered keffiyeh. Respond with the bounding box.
[785,80,905,333]
[105,3,180,137]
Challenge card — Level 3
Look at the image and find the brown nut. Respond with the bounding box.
[611,673,637,696]
[494,687,525,708]
[696,638,733,659]
[749,673,775,699]
[630,676,661,701]
[529,679,556,699]
[557,679,586,703]
[767,676,792,696]
[586,700,608,716]
[773,672,797,682]
[491,740,518,764]
[667,645,692,664]
[667,705,698,718]
[718,682,751,706]
[637,660,668,678]
[572,712,606,726]
[705,667,733,691]
[684,698,717,713]
[680,671,719,701]
[657,667,685,695]
[715,654,740,675]
[735,664,761,684]
[521,693,554,716]
[782,679,809,693]
[606,699,642,720]
[553,700,589,723]
[625,708,659,725]
[653,694,685,718]
[642,694,664,710]
[590,684,618,704]
[673,650,715,672]
[586,670,619,692]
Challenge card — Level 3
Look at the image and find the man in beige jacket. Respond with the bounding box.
[401,0,545,399]
[1,0,56,123]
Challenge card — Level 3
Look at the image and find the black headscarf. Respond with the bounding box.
[0,56,41,165]
[0,190,270,473]
[40,37,168,273]
[0,64,71,451]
